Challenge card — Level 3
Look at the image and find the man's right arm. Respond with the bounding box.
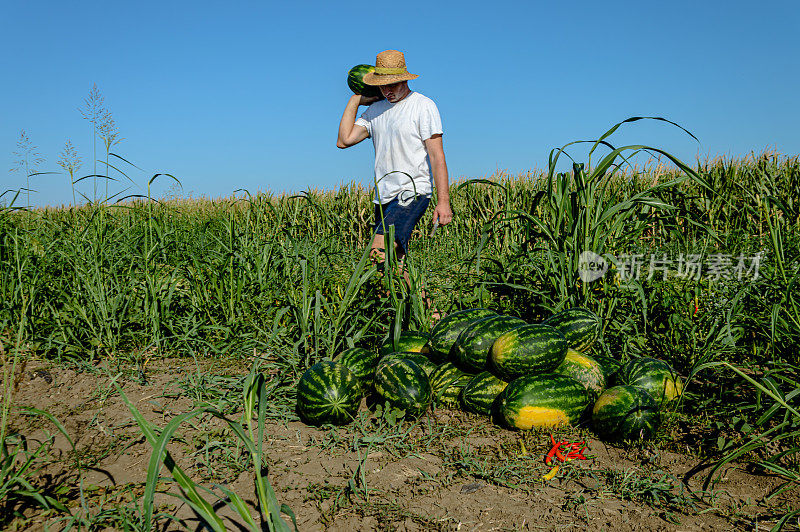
[337,94,377,148]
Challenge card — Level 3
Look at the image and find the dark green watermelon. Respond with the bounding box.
[460,371,508,415]
[428,308,496,361]
[450,315,527,373]
[490,324,567,380]
[379,331,430,358]
[333,347,379,387]
[498,374,588,430]
[296,361,362,426]
[552,348,606,401]
[347,64,382,98]
[378,352,437,377]
[543,307,601,351]
[619,357,683,406]
[593,355,623,386]
[373,358,431,418]
[592,385,661,441]
[429,362,473,407]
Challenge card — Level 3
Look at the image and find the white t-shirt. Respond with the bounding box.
[355,91,443,204]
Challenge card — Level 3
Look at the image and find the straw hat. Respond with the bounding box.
[362,50,419,86]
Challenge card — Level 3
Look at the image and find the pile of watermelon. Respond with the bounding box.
[295,308,683,442]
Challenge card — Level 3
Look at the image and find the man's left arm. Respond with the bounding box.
[425,134,452,226]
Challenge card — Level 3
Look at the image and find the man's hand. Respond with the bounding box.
[424,134,452,227]
[359,94,381,106]
[432,201,453,226]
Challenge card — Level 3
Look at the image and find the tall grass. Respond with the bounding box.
[1,150,798,368]
[1,120,799,528]
[1,256,73,525]
[10,130,45,210]
[115,363,297,531]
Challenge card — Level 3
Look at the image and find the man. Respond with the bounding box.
[337,49,452,267]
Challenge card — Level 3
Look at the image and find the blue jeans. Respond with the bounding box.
[373,195,431,253]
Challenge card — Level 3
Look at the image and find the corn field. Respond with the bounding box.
[2,139,799,529]
[2,151,798,369]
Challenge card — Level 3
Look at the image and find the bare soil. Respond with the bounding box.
[4,357,797,531]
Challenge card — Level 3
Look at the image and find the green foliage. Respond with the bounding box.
[1,122,799,528]
[372,401,407,426]
[115,363,298,531]
[0,409,72,526]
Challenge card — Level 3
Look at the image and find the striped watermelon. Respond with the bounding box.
[592,385,661,441]
[620,357,683,406]
[296,361,363,426]
[429,362,473,407]
[373,358,431,418]
[378,352,437,377]
[379,331,430,358]
[460,371,508,415]
[451,315,527,373]
[490,324,567,380]
[552,348,606,400]
[347,64,382,98]
[543,307,601,351]
[498,374,588,430]
[593,355,623,386]
[428,308,496,361]
[334,347,379,387]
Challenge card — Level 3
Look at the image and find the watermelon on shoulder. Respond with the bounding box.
[296,361,363,426]
[347,64,383,99]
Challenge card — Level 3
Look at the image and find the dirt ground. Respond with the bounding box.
[4,357,798,531]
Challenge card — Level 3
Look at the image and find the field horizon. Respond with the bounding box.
[2,146,798,530]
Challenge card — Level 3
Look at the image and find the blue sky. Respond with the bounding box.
[2,0,798,207]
